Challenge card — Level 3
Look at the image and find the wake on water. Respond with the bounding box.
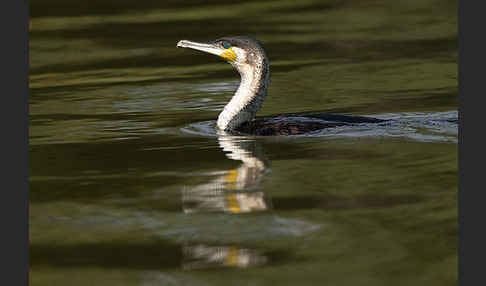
[181,110,458,143]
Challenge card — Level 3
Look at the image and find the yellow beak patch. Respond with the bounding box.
[220,48,237,62]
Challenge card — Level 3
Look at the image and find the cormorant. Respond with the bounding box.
[177,36,385,135]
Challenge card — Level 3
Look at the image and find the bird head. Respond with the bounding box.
[177,36,268,72]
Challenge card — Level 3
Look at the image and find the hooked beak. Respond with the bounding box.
[177,40,237,62]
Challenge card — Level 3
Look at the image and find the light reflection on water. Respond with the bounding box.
[119,81,239,112]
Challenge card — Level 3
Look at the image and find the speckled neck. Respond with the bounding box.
[217,56,269,131]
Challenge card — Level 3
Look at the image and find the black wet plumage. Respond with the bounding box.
[235,113,388,136]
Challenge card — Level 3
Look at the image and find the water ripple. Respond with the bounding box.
[181,111,458,143]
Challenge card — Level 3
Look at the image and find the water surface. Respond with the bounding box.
[30,0,457,285]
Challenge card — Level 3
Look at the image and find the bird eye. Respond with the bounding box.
[222,42,232,49]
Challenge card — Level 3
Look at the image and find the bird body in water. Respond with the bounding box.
[177,36,385,135]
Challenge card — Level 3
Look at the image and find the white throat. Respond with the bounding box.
[217,59,269,131]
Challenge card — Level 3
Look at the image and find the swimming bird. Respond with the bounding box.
[177,36,385,135]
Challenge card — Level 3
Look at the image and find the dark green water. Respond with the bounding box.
[30,0,457,285]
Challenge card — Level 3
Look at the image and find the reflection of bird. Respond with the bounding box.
[182,134,270,214]
[177,36,385,135]
[183,244,267,269]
